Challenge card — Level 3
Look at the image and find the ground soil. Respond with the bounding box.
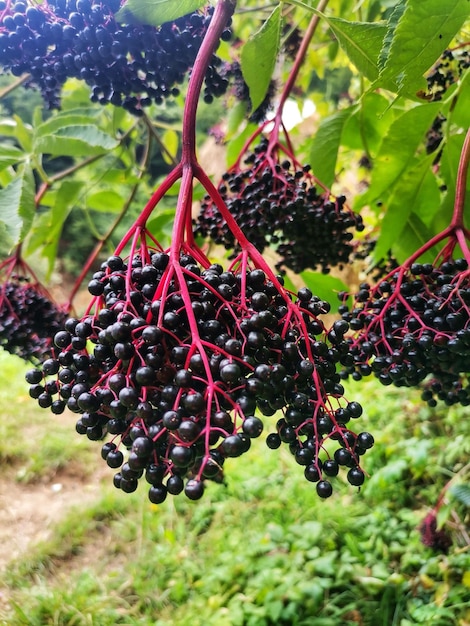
[0,463,108,615]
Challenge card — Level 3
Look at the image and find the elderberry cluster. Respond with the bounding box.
[338,258,470,406]
[0,0,230,112]
[195,139,364,273]
[0,277,68,363]
[425,48,470,101]
[27,249,371,501]
[219,61,277,122]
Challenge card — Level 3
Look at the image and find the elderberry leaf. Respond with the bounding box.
[34,125,119,158]
[341,92,395,155]
[0,145,25,171]
[354,102,441,210]
[24,180,83,275]
[393,213,435,265]
[449,484,470,507]
[448,70,470,130]
[326,18,387,83]
[309,108,353,188]
[241,4,282,112]
[373,155,440,263]
[86,190,125,213]
[116,0,207,26]
[375,0,470,97]
[161,130,179,166]
[436,133,469,231]
[0,165,35,247]
[377,0,407,72]
[300,272,350,308]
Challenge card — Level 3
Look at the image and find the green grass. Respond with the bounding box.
[0,350,469,626]
[0,351,94,481]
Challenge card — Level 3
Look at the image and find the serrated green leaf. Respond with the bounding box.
[0,145,26,170]
[341,92,395,155]
[355,102,441,209]
[392,213,435,265]
[241,5,281,112]
[450,484,470,507]
[373,155,440,261]
[309,108,353,188]
[34,125,118,157]
[36,113,102,137]
[86,190,124,213]
[299,271,349,306]
[327,18,387,82]
[0,166,35,246]
[377,0,407,71]
[12,115,33,153]
[376,0,470,97]
[115,0,206,26]
[26,180,83,275]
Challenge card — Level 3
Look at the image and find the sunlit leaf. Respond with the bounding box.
[355,102,441,209]
[0,165,35,246]
[309,108,353,188]
[327,18,387,83]
[241,5,281,112]
[116,0,207,26]
[376,0,470,96]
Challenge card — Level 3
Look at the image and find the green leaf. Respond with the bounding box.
[377,0,407,71]
[36,113,102,137]
[115,0,207,26]
[450,483,470,507]
[25,180,83,274]
[299,271,349,306]
[341,92,395,155]
[375,0,470,96]
[0,166,35,246]
[309,108,353,188]
[86,190,124,213]
[326,18,387,82]
[34,125,118,157]
[12,115,33,153]
[449,69,470,130]
[392,213,435,265]
[355,102,441,209]
[161,129,179,166]
[0,145,26,170]
[373,155,440,261]
[241,5,281,112]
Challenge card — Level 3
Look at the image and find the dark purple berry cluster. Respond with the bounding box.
[27,244,371,501]
[0,276,68,363]
[425,47,470,101]
[0,1,229,112]
[338,258,470,406]
[195,138,364,274]
[218,61,277,122]
[419,512,452,553]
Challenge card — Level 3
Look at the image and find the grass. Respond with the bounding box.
[0,350,469,626]
[0,351,94,481]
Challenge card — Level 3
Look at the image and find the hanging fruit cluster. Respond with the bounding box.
[0,0,467,507]
[21,0,374,502]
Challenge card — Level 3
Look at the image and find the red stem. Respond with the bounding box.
[277,0,330,112]
[181,0,236,165]
[451,127,470,229]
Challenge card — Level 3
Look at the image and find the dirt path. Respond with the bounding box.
[0,474,104,573]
